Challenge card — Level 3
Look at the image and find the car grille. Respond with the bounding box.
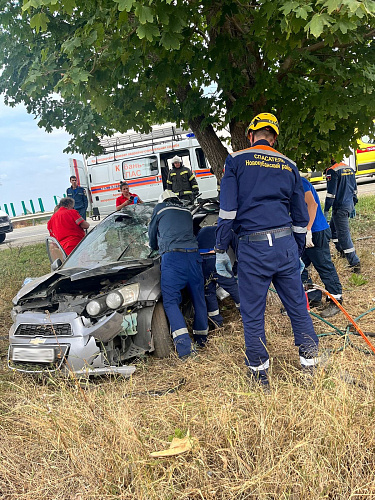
[15,323,72,337]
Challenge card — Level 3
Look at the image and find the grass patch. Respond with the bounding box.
[0,200,374,498]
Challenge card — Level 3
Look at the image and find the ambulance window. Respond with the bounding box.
[122,156,159,179]
[91,165,109,184]
[196,148,208,169]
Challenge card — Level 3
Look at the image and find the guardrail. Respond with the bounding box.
[10,211,54,225]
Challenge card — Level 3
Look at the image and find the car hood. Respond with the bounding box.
[13,259,155,304]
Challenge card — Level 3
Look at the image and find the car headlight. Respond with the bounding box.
[118,283,140,307]
[106,291,124,309]
[86,298,107,316]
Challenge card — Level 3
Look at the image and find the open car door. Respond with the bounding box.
[46,237,67,270]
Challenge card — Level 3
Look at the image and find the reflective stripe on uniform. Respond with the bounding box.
[300,355,321,367]
[292,225,307,233]
[343,247,355,253]
[157,206,191,216]
[182,190,193,195]
[219,209,237,219]
[326,193,335,198]
[180,171,188,175]
[208,309,220,317]
[193,328,209,336]
[332,238,339,243]
[189,174,195,181]
[248,359,269,371]
[166,179,172,184]
[172,327,189,339]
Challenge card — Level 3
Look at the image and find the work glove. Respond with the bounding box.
[299,258,305,274]
[215,252,232,278]
[305,230,314,248]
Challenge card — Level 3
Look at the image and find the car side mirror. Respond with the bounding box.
[51,259,62,271]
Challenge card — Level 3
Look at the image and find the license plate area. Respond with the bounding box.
[9,344,69,370]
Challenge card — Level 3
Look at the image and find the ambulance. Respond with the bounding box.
[309,133,375,184]
[69,125,217,217]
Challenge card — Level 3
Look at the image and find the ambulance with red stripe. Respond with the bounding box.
[69,126,217,217]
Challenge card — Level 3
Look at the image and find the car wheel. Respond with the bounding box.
[0,234,5,244]
[151,301,174,358]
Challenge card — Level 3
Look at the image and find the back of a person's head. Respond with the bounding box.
[253,127,276,143]
[59,197,75,209]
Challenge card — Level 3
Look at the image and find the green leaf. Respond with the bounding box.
[325,0,342,14]
[63,0,76,16]
[160,31,180,50]
[22,0,43,12]
[114,0,135,13]
[137,23,160,41]
[305,13,332,37]
[61,36,81,53]
[29,12,48,32]
[135,5,154,24]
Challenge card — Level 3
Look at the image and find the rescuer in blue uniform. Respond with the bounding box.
[215,113,319,386]
[196,224,240,327]
[148,190,208,359]
[324,160,360,273]
[66,175,88,220]
[300,174,343,318]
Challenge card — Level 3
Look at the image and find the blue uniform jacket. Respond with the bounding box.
[324,162,358,212]
[148,199,198,255]
[66,186,88,211]
[216,139,309,254]
[301,177,329,233]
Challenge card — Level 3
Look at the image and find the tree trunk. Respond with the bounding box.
[188,116,229,180]
[229,119,249,152]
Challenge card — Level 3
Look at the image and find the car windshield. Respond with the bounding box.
[61,203,157,270]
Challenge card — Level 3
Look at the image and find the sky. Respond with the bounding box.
[0,96,80,215]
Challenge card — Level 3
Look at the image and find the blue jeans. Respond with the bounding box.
[330,208,359,267]
[301,228,342,298]
[237,234,319,373]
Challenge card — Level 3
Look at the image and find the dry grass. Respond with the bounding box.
[0,198,375,499]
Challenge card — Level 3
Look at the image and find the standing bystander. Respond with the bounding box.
[66,176,88,220]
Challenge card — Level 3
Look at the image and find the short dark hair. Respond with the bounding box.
[120,181,129,189]
[253,127,277,142]
[59,197,75,209]
[70,176,77,181]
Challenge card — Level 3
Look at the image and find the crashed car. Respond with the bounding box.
[8,203,174,377]
[8,200,221,377]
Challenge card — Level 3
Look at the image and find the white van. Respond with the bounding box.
[69,126,218,217]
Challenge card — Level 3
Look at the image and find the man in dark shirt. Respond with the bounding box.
[148,190,208,360]
[66,176,88,220]
[324,160,360,273]
[215,112,319,386]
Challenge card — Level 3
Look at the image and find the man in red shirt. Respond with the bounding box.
[47,198,90,255]
[116,182,143,210]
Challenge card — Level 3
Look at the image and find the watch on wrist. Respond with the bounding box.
[214,247,226,254]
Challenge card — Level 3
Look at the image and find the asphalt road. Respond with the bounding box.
[1,177,374,249]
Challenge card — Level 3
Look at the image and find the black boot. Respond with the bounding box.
[320,299,342,318]
[350,263,361,274]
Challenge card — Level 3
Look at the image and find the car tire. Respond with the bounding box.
[0,234,5,244]
[151,301,174,358]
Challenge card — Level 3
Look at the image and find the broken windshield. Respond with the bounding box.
[61,203,157,270]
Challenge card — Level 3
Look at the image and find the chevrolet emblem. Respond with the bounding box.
[30,338,46,345]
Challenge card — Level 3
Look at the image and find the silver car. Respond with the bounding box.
[8,203,173,377]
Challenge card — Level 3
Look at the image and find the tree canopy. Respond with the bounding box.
[0,0,375,172]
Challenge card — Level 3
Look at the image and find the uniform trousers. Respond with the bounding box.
[161,251,208,357]
[330,208,359,267]
[237,233,319,374]
[76,207,87,220]
[202,254,240,326]
[301,227,342,298]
